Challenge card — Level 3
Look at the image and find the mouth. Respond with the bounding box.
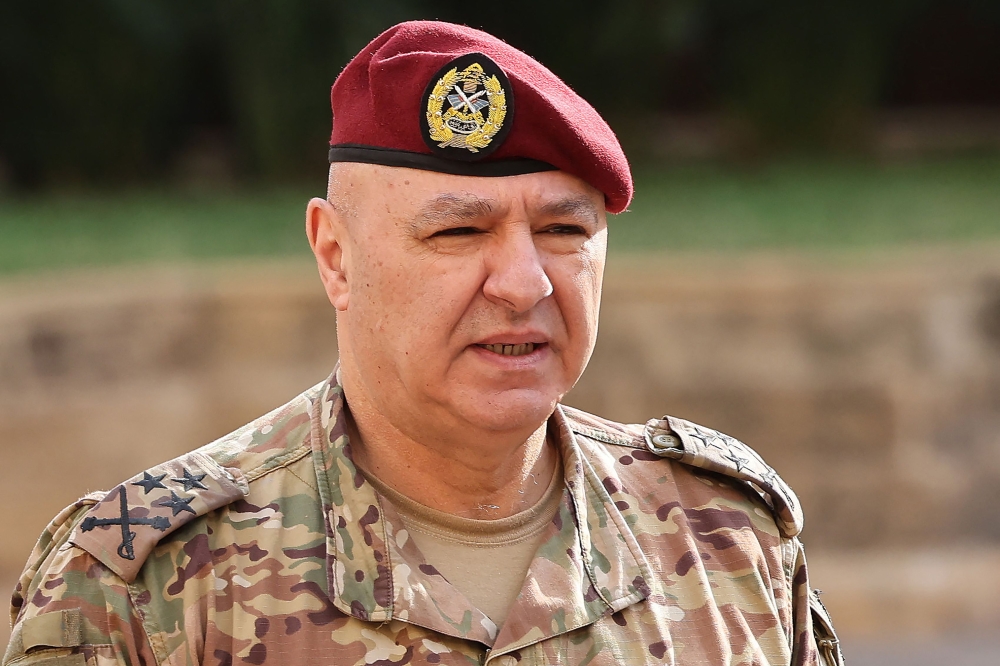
[476,342,543,357]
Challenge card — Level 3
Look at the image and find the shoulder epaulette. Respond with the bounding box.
[644,416,803,537]
[551,406,804,538]
[70,450,248,582]
[66,381,327,582]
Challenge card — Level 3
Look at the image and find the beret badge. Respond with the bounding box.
[421,53,514,161]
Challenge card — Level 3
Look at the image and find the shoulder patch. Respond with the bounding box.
[644,416,803,537]
[21,608,84,651]
[70,450,248,582]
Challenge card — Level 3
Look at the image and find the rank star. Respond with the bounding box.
[131,471,167,495]
[172,468,208,491]
[157,491,196,516]
[723,451,750,473]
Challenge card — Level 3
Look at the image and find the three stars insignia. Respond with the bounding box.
[689,427,762,479]
[687,424,799,512]
[96,466,207,559]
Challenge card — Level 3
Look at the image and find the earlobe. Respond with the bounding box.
[306,197,350,311]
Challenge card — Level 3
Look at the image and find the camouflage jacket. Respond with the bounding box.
[5,374,843,666]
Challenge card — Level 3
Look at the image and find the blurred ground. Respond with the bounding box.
[2,247,999,660]
[845,636,1000,666]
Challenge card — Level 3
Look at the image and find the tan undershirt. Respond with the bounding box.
[360,465,564,627]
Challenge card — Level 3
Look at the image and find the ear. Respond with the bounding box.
[306,197,350,311]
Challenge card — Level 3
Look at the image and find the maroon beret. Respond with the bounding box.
[328,21,633,213]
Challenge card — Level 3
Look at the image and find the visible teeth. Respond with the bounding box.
[482,342,536,356]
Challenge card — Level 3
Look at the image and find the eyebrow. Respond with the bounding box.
[411,193,498,231]
[538,196,600,225]
[410,192,600,233]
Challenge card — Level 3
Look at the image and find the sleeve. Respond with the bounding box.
[3,498,160,666]
[787,537,845,666]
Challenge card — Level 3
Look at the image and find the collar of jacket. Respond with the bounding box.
[309,373,652,650]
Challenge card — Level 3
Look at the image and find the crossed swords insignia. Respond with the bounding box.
[447,85,489,114]
[80,486,171,561]
[79,467,207,560]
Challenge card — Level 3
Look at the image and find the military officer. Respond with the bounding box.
[4,21,842,666]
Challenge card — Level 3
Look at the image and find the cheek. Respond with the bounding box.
[348,245,417,344]
[549,256,604,341]
[570,273,603,337]
[353,248,483,346]
[570,242,607,314]
[582,236,607,319]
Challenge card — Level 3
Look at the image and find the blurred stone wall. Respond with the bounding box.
[569,250,1000,644]
[2,250,999,650]
[574,252,1000,551]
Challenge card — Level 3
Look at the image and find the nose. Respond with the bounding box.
[482,228,553,313]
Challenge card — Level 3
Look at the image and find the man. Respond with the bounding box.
[4,21,842,666]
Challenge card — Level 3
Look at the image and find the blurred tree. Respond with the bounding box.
[705,0,907,151]
[212,0,416,179]
[887,0,1000,106]
[1,0,998,189]
[0,0,185,187]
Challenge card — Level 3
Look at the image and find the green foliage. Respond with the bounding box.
[2,157,999,275]
[0,0,419,186]
[0,188,312,274]
[614,156,1000,250]
[706,1,898,149]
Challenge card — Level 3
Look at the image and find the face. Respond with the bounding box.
[308,163,607,442]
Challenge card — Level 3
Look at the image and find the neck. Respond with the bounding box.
[341,377,558,520]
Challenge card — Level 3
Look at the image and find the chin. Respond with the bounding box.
[458,387,561,433]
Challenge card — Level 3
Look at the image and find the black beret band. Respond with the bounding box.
[328,144,556,178]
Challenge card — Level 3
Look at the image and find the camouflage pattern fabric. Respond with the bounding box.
[5,372,843,665]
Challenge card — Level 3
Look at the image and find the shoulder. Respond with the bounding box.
[7,494,102,629]
[6,381,331,664]
[28,380,325,596]
[4,493,157,665]
[7,381,327,661]
[560,404,803,537]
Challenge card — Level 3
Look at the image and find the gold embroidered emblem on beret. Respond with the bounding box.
[421,53,514,160]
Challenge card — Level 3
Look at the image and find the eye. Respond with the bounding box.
[429,226,483,238]
[542,224,587,236]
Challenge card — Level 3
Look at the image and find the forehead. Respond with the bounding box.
[333,163,605,220]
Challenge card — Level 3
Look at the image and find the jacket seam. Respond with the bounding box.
[782,537,799,649]
[242,441,313,483]
[579,453,653,610]
[127,581,169,666]
[570,426,642,450]
[371,490,395,620]
[284,461,319,493]
[307,391,346,615]
[307,388,394,623]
